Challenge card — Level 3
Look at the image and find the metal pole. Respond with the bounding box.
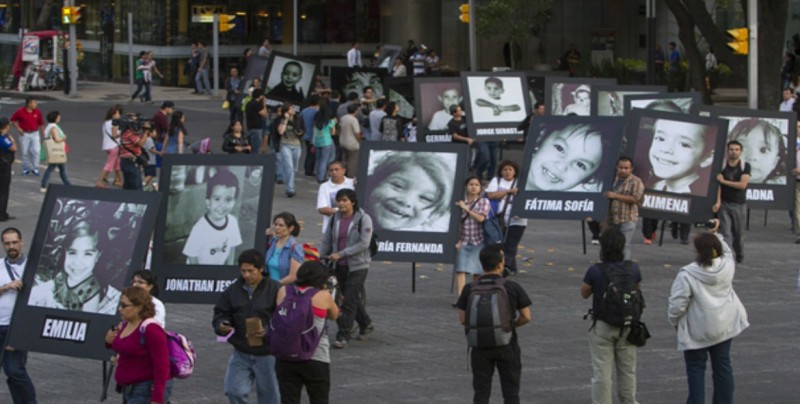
[747,0,757,109]
[68,0,77,97]
[292,0,298,56]
[213,14,219,97]
[128,12,133,93]
[468,0,476,71]
[646,0,656,85]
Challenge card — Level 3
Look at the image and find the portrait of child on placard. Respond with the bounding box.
[264,53,316,105]
[466,75,526,123]
[725,117,788,185]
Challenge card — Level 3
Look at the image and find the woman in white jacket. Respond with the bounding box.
[668,219,749,404]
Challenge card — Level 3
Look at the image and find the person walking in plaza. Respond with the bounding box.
[274,261,339,404]
[105,287,172,404]
[221,120,251,154]
[246,89,268,154]
[131,269,166,327]
[213,249,282,404]
[129,51,147,103]
[668,219,749,404]
[0,227,38,403]
[0,119,16,222]
[299,94,320,177]
[317,161,353,232]
[454,176,489,301]
[456,243,532,404]
[265,212,304,285]
[604,157,644,260]
[580,228,642,404]
[338,104,362,178]
[140,51,164,104]
[195,41,212,95]
[320,189,374,349]
[485,160,527,276]
[273,104,304,198]
[118,119,148,191]
[39,111,71,192]
[10,96,44,176]
[97,105,123,188]
[226,67,244,124]
[165,111,187,155]
[713,141,750,263]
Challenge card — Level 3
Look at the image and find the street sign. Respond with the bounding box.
[191,5,226,23]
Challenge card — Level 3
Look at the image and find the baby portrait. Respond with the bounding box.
[524,123,612,193]
[364,150,458,233]
[466,75,526,123]
[265,54,315,105]
[550,83,592,116]
[725,117,788,185]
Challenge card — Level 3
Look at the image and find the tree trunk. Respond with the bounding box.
[34,0,53,30]
[757,0,789,109]
[664,0,713,104]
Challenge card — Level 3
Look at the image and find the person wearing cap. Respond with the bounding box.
[0,118,16,221]
[9,96,44,176]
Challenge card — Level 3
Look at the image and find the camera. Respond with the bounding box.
[112,114,153,133]
[704,219,718,229]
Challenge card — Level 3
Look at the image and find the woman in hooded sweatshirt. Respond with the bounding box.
[667,218,749,404]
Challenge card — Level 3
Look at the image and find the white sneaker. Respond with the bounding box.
[39,188,46,193]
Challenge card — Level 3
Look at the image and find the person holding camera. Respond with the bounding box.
[668,219,749,404]
[119,118,149,190]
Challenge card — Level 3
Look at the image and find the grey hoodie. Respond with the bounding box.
[668,233,749,351]
[320,209,373,271]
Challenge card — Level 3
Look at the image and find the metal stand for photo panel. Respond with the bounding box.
[581,221,587,255]
[658,220,667,247]
[412,261,417,294]
[101,360,114,401]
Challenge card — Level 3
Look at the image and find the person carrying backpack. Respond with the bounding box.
[270,261,339,404]
[580,227,643,404]
[456,244,532,404]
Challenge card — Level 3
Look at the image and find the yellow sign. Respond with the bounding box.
[191,5,227,23]
[727,28,748,55]
[459,4,470,23]
[219,14,237,33]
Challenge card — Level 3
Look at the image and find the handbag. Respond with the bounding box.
[222,100,230,110]
[44,138,67,164]
[462,198,504,245]
[627,320,651,347]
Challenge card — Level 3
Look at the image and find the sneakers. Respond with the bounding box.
[286,192,296,198]
[735,255,744,264]
[355,324,374,341]
[332,339,348,349]
[21,170,29,176]
[32,170,39,176]
[643,238,653,245]
[591,238,599,245]
[39,187,46,193]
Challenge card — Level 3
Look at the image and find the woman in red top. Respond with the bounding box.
[105,287,172,404]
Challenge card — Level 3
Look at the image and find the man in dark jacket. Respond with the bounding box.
[213,249,282,404]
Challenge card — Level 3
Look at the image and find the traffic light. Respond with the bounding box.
[459,3,469,23]
[61,6,72,25]
[727,27,748,55]
[71,6,81,24]
[219,14,236,33]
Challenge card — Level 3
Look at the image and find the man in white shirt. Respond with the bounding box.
[779,88,796,112]
[0,227,38,403]
[347,42,362,68]
[317,161,355,232]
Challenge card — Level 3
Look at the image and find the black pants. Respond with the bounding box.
[275,359,330,404]
[670,222,691,242]
[587,220,601,239]
[0,155,12,216]
[642,218,660,239]
[303,140,316,176]
[335,265,371,341]
[502,225,526,272]
[471,342,521,404]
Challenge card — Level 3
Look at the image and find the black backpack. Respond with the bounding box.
[592,261,645,329]
[464,277,513,348]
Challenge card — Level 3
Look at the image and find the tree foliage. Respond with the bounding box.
[475,0,553,66]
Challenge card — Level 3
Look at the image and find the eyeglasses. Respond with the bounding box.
[118,302,135,309]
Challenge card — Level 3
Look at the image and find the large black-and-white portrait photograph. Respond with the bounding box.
[590,85,667,116]
[242,55,270,97]
[624,92,700,115]
[7,186,160,360]
[511,117,624,220]
[330,67,413,119]
[356,142,468,263]
[700,106,797,209]
[385,77,415,119]
[264,52,317,106]
[545,77,616,116]
[464,73,527,124]
[524,71,568,112]
[151,154,275,303]
[626,109,729,222]
[375,44,402,70]
[414,77,464,143]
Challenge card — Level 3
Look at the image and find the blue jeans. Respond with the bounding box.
[0,326,38,404]
[19,132,40,174]
[40,164,71,188]
[120,158,143,190]
[279,144,301,194]
[476,141,499,179]
[315,145,334,183]
[247,129,263,154]
[610,221,636,260]
[224,350,280,404]
[684,338,734,404]
[195,68,211,94]
[121,379,173,404]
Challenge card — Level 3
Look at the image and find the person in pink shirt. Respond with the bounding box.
[105,287,172,404]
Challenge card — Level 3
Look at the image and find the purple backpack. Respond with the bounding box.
[139,319,197,379]
[267,285,323,362]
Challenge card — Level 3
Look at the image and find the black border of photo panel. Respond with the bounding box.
[263,51,319,107]
[623,92,701,115]
[384,76,416,120]
[510,116,625,220]
[590,85,667,116]
[543,76,617,116]
[151,153,276,304]
[414,77,464,143]
[6,185,161,361]
[330,66,388,101]
[242,55,270,88]
[624,108,730,223]
[523,70,568,111]
[699,106,797,210]
[355,142,469,263]
[461,71,532,141]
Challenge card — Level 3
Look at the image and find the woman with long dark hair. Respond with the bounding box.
[165,111,187,154]
[131,270,165,327]
[485,160,526,276]
[265,212,305,285]
[312,103,337,183]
